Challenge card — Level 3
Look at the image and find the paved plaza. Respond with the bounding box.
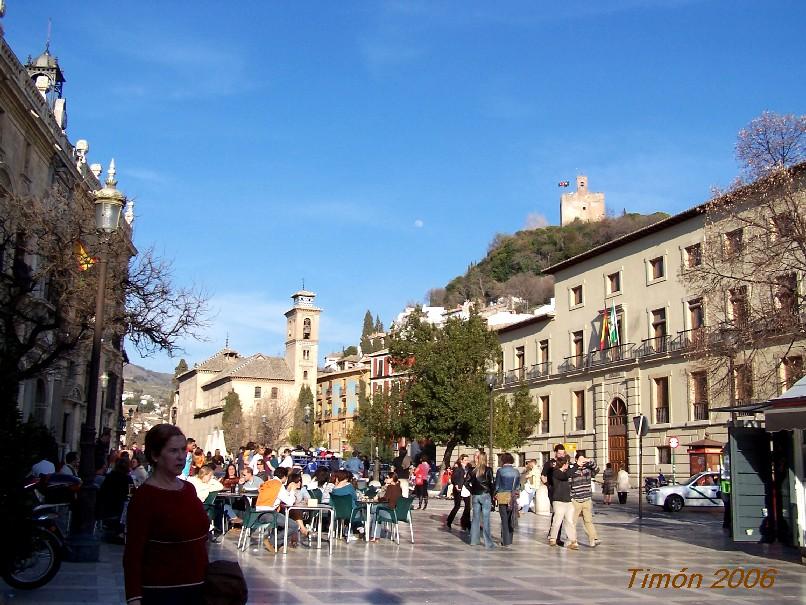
[3,495,804,605]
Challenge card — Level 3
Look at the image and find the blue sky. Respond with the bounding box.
[5,1,805,373]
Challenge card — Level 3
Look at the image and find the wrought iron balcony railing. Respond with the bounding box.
[587,343,635,368]
[693,401,709,421]
[655,407,669,423]
[575,416,585,431]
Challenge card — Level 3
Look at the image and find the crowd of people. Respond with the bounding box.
[27,423,641,603]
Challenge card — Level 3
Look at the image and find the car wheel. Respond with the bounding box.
[664,494,684,512]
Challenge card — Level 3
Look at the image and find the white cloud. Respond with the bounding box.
[414,219,424,228]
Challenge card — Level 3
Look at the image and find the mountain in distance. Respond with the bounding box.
[123,363,174,403]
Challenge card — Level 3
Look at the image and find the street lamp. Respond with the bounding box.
[72,161,125,561]
[561,410,569,444]
[261,414,267,443]
[303,404,311,449]
[485,373,497,464]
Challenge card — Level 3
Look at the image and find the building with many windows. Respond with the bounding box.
[496,169,805,479]
[315,358,369,451]
[0,21,133,457]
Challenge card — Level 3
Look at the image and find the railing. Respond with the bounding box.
[559,354,586,373]
[503,368,526,385]
[528,361,552,380]
[693,402,709,421]
[673,328,707,351]
[636,335,670,357]
[575,416,585,431]
[655,407,669,423]
[587,343,635,367]
[540,420,549,434]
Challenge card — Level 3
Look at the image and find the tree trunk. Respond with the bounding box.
[442,438,458,470]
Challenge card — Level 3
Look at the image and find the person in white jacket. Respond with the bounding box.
[616,467,631,504]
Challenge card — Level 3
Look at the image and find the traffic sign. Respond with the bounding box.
[669,436,680,449]
[633,414,649,437]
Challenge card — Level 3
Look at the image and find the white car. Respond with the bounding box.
[646,471,724,512]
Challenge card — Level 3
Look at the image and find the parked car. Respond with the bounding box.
[646,471,723,512]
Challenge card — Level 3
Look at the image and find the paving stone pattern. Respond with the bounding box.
[2,496,803,605]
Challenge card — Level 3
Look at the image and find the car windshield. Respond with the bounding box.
[684,474,703,485]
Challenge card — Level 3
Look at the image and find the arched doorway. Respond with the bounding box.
[608,398,628,472]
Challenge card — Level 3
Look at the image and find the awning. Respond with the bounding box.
[763,376,806,432]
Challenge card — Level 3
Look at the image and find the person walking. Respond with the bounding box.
[494,453,520,547]
[541,444,566,545]
[602,463,615,505]
[414,456,430,510]
[570,452,600,547]
[123,424,209,605]
[519,459,539,513]
[446,454,471,530]
[468,451,496,549]
[548,454,578,550]
[617,466,630,504]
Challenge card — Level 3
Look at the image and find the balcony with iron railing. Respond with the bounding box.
[540,420,549,434]
[528,361,552,380]
[635,335,671,358]
[693,401,709,421]
[503,368,526,385]
[575,416,585,431]
[559,354,586,374]
[587,343,635,368]
[655,406,669,423]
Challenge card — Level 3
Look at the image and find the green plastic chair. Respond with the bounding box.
[237,497,279,552]
[306,488,325,534]
[373,496,414,544]
[330,493,361,540]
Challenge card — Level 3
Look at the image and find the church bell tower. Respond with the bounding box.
[285,290,320,393]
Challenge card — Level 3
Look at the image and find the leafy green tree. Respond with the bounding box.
[222,390,243,450]
[342,345,358,356]
[493,384,540,451]
[374,315,384,334]
[360,310,374,354]
[292,384,315,444]
[354,380,406,460]
[390,308,501,468]
[287,428,303,447]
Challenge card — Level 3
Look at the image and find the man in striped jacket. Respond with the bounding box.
[570,452,601,547]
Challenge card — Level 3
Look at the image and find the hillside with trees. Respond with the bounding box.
[428,212,669,308]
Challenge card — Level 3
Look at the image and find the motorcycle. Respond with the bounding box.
[1,473,79,590]
[643,476,669,494]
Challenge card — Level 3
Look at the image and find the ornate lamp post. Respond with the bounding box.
[485,373,497,465]
[561,410,569,444]
[304,403,312,449]
[71,162,125,561]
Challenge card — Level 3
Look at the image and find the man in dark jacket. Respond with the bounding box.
[541,444,566,544]
[446,454,471,530]
[548,455,578,549]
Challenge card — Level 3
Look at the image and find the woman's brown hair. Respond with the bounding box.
[144,424,185,466]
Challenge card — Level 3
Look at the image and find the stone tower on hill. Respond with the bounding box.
[560,175,605,226]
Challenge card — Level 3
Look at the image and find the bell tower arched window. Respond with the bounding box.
[303,318,311,340]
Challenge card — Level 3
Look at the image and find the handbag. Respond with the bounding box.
[495,492,512,505]
[460,485,471,498]
[203,560,248,605]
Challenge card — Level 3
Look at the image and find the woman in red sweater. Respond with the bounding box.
[123,424,209,605]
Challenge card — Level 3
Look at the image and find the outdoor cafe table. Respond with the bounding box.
[357,497,379,542]
[283,504,334,555]
[215,489,256,536]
